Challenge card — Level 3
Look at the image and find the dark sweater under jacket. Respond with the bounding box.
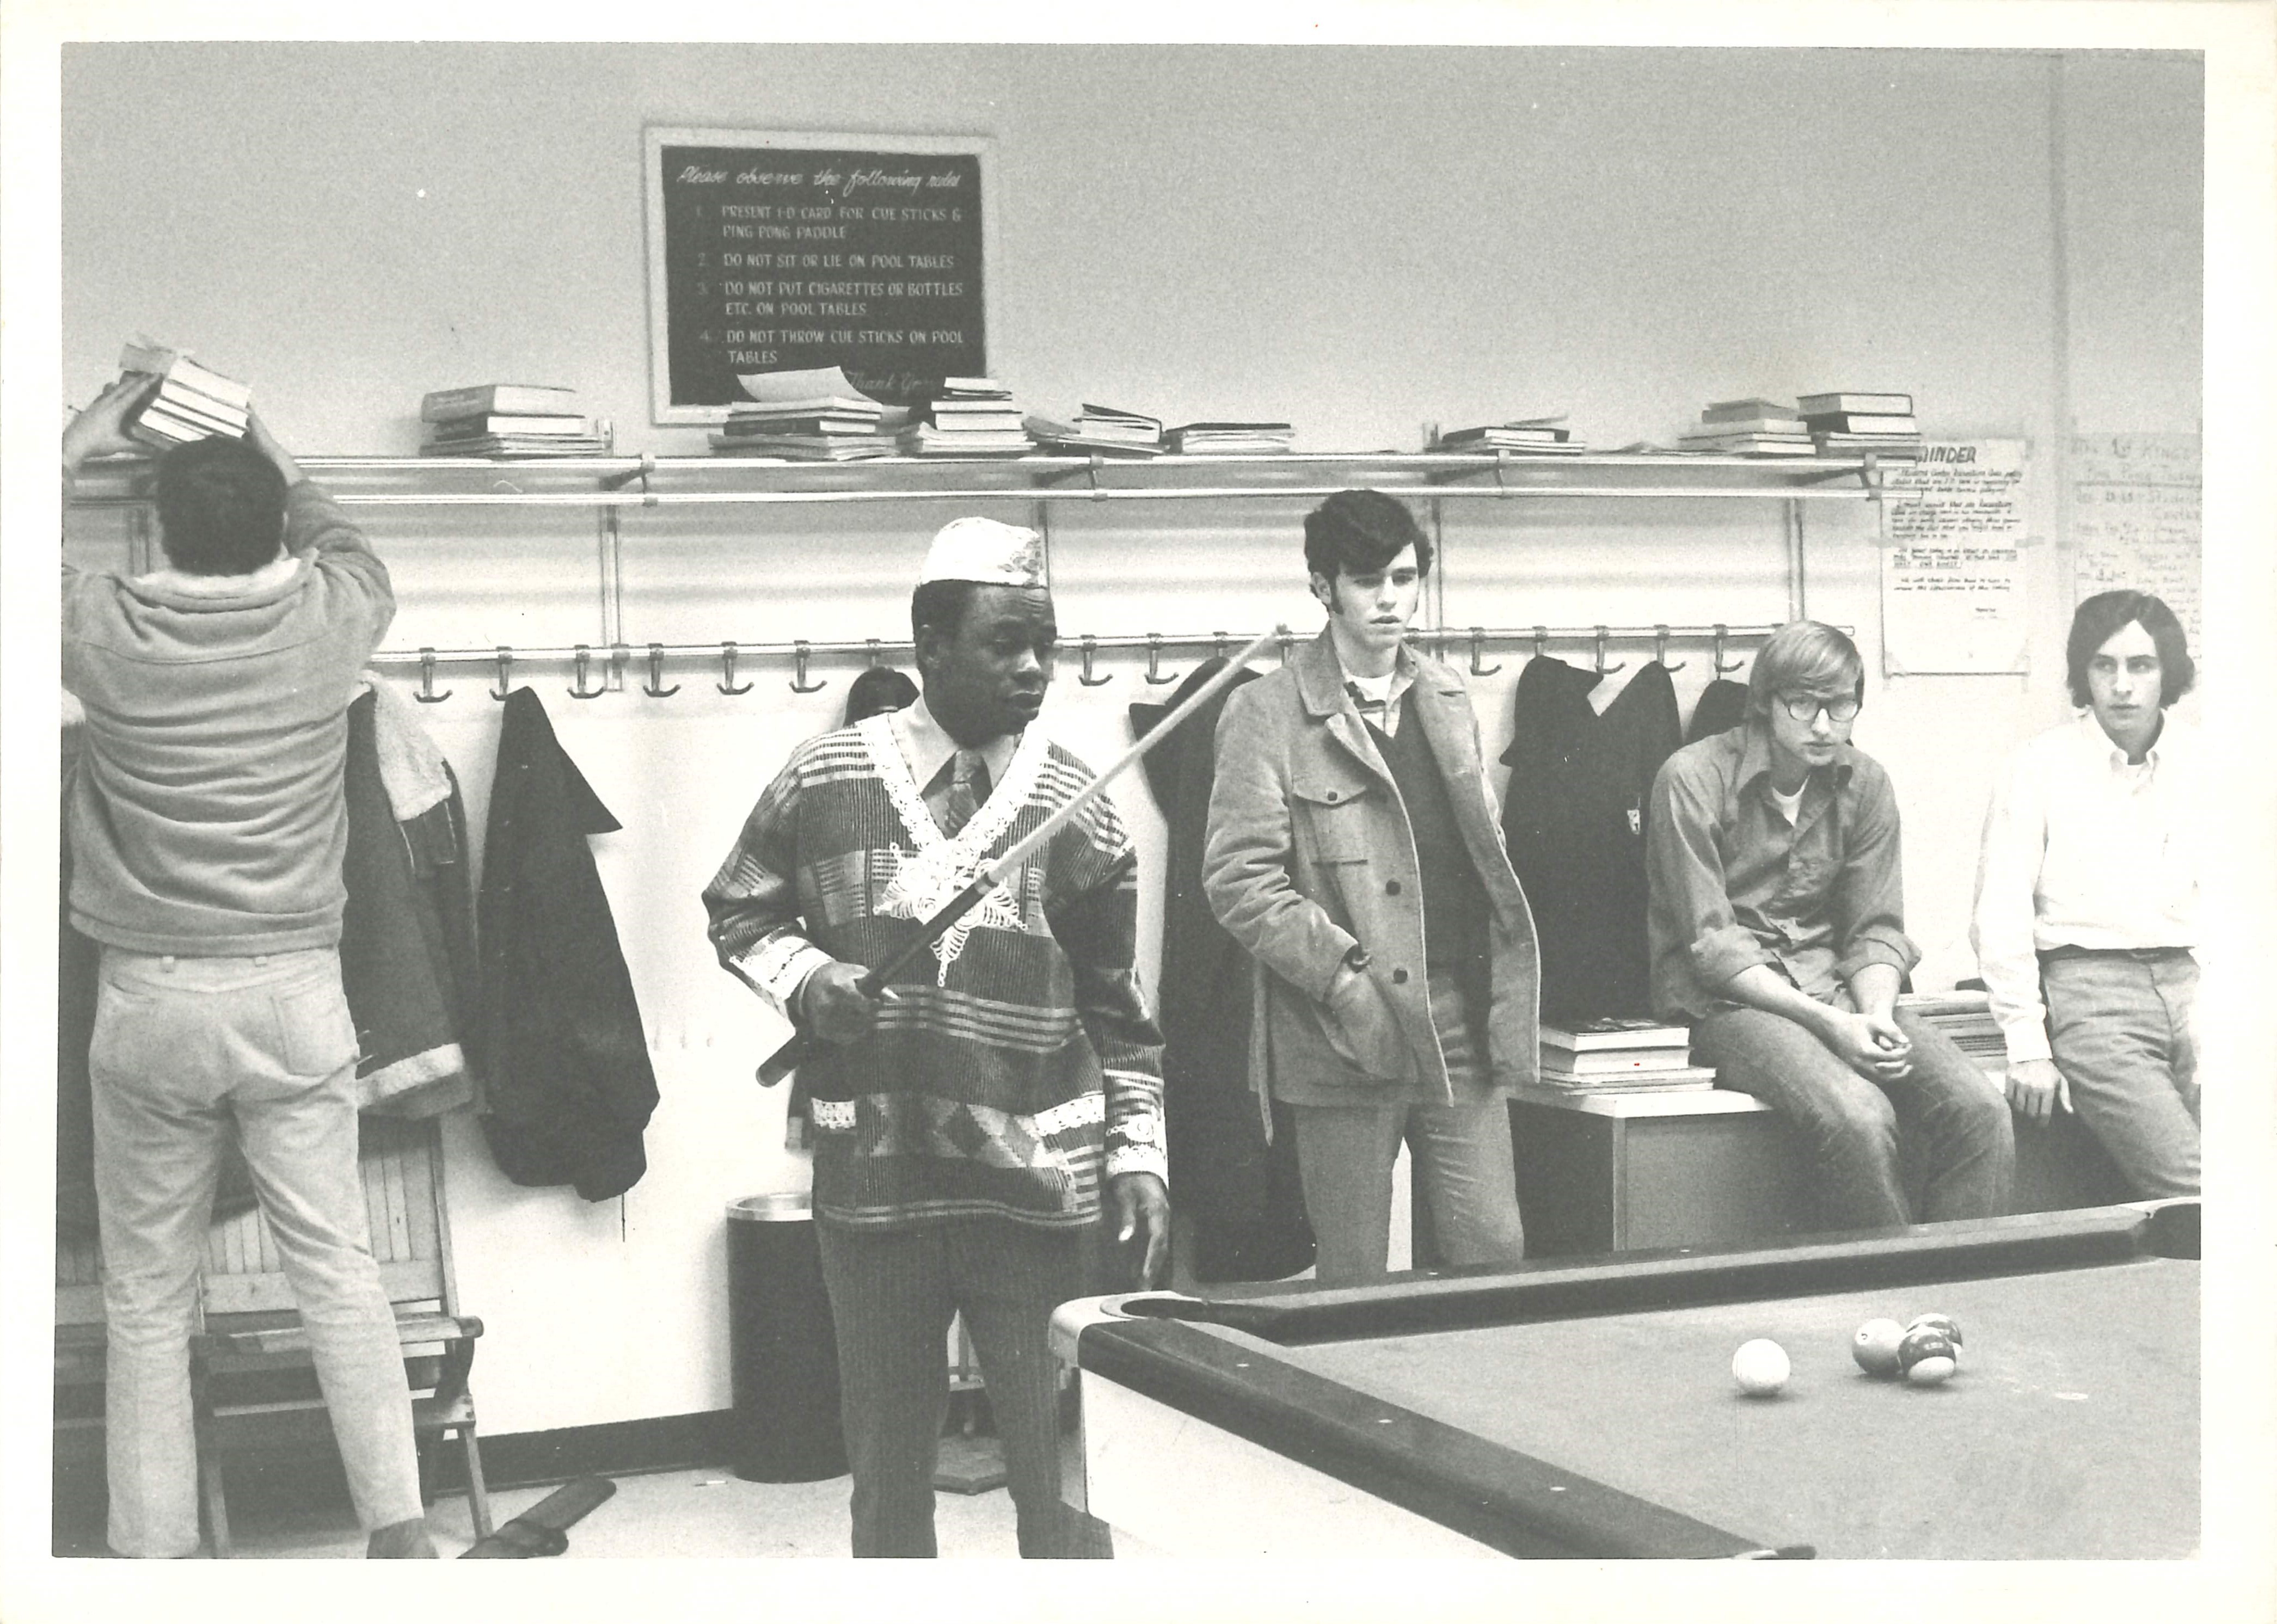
[476,688,658,1201]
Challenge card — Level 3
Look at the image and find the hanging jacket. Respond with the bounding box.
[339,686,480,1117]
[1686,677,1750,744]
[476,688,658,1201]
[1133,659,1314,1284]
[1500,657,1682,1023]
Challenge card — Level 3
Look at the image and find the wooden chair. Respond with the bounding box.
[52,1114,492,1557]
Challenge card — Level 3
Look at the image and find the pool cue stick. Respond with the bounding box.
[755,625,1281,1086]
[458,1475,617,1558]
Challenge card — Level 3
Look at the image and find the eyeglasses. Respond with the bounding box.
[1776,693,1862,724]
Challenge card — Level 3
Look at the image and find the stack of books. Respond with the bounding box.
[1165,420,1294,455]
[899,377,1035,457]
[1431,418,1587,456]
[716,365,895,459]
[118,338,251,449]
[1894,989,2005,1072]
[1537,1018,1717,1093]
[422,384,606,457]
[1024,402,1165,456]
[1799,391,1924,460]
[1676,399,1815,457]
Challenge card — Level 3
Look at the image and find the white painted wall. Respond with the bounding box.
[59,43,2199,1433]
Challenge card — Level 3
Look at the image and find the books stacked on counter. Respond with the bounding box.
[715,365,896,459]
[1429,417,1587,456]
[1799,391,1924,460]
[1024,403,1166,456]
[118,337,251,449]
[1894,989,2006,1074]
[1538,1018,1717,1092]
[422,384,607,457]
[1164,420,1294,455]
[899,377,1035,457]
[1676,399,1815,457]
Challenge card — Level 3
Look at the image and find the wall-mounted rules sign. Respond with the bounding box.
[1880,440,2029,675]
[646,128,992,422]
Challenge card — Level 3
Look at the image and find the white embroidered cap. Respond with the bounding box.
[917,516,1046,588]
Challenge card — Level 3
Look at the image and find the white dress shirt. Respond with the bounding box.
[888,693,1019,798]
[1971,711,2200,1065]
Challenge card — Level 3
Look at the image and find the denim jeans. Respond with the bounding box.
[89,948,425,1557]
[815,1216,1112,1558]
[1290,969,1526,1284]
[2041,949,2200,1198]
[1692,1002,2015,1231]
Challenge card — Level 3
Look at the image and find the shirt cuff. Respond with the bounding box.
[1833,937,1917,984]
[1104,1143,1168,1184]
[737,937,835,1014]
[1998,1019,2054,1066]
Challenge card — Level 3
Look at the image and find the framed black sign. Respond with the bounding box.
[644,127,995,422]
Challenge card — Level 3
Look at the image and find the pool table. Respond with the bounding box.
[1051,1201,2198,1559]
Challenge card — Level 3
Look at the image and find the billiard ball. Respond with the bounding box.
[1898,1326,1959,1385]
[1732,1338,1791,1397]
[1852,1318,1906,1377]
[1906,1312,1963,1348]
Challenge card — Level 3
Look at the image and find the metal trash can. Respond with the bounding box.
[724,1193,847,1482]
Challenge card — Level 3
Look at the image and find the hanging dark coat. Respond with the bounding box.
[1132,659,1314,1285]
[1499,657,1682,1024]
[477,688,659,1201]
[1686,677,1750,744]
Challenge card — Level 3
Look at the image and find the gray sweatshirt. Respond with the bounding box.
[63,480,394,955]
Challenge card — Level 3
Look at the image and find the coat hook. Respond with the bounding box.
[717,641,753,696]
[1655,624,1687,672]
[642,642,680,698]
[1468,628,1502,677]
[1144,632,1175,685]
[866,637,884,668]
[490,646,513,702]
[1714,623,1746,675]
[1212,632,1231,663]
[569,644,606,699]
[414,647,452,704]
[790,639,827,693]
[1532,625,1549,661]
[1593,625,1625,677]
[1077,634,1112,686]
[1275,624,1294,665]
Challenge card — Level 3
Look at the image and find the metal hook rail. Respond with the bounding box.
[363,621,1794,699]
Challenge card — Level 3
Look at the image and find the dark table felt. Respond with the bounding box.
[1268,1256,2198,1559]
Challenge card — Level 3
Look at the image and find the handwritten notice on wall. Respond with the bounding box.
[1879,440,2030,674]
[645,128,991,423]
[2069,432,2200,647]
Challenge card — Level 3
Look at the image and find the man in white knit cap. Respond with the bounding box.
[705,516,1168,1558]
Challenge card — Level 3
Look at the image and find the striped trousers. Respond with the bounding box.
[815,1215,1113,1558]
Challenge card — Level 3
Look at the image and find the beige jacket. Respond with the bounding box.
[1203,627,1541,1116]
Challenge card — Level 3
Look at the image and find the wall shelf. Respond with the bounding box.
[65,448,1893,509]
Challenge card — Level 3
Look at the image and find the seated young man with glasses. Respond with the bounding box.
[1644,621,2014,1231]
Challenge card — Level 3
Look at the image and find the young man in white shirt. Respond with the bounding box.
[1971,590,2200,1197]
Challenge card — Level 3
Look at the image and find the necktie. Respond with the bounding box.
[939,748,989,837]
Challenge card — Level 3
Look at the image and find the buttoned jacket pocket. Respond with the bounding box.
[1289,767,1378,866]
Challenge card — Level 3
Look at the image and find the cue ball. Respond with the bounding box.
[1732,1338,1791,1397]
[1852,1318,1907,1377]
[1899,1326,1959,1385]
[1906,1312,1963,1348]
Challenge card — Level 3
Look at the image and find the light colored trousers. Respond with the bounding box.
[1693,1003,2015,1231]
[2041,948,2200,1198]
[89,947,425,1558]
[1288,969,1527,1285]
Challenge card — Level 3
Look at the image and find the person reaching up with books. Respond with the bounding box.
[63,371,439,1558]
